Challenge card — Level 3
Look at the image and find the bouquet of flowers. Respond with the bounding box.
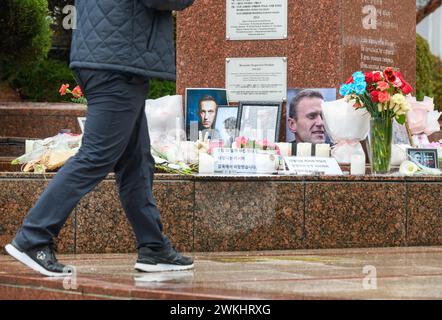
[339,68,412,124]
[339,68,413,173]
[11,133,82,173]
[322,99,371,164]
[406,96,441,147]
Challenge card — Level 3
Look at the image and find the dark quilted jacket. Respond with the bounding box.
[70,0,194,80]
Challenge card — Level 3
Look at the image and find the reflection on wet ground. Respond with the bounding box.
[1,247,442,299]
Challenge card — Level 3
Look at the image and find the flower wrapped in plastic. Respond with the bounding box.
[11,132,82,173]
[322,99,371,164]
[406,96,441,147]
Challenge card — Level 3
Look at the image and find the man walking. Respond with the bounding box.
[5,0,195,276]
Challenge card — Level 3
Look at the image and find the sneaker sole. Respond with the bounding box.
[5,244,72,278]
[134,262,194,273]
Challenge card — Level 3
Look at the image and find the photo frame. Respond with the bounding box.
[185,88,229,141]
[213,105,239,144]
[286,88,336,143]
[237,101,282,143]
[407,148,439,169]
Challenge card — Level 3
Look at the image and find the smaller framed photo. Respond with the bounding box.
[213,105,239,144]
[77,117,86,133]
[237,101,282,143]
[407,148,439,169]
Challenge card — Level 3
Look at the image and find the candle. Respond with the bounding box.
[275,143,292,157]
[315,144,331,158]
[199,153,215,174]
[297,143,312,157]
[350,154,366,175]
[257,119,262,141]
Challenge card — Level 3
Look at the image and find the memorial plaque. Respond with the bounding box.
[226,57,287,102]
[226,0,288,40]
[341,0,416,79]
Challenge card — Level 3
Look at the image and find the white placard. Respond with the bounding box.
[213,148,257,174]
[226,0,288,40]
[284,157,344,176]
[77,117,86,133]
[226,57,287,102]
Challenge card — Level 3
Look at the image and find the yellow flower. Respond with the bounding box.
[391,93,406,106]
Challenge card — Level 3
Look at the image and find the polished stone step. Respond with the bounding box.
[0,138,25,157]
[0,172,441,255]
[0,102,86,139]
[2,247,442,300]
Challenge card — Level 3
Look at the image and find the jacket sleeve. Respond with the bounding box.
[141,0,194,11]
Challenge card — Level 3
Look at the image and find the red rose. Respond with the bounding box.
[396,71,413,95]
[370,90,380,103]
[345,76,354,84]
[365,72,374,84]
[383,67,396,83]
[373,72,382,82]
[367,85,375,93]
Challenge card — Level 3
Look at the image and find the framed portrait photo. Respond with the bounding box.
[286,88,336,143]
[213,105,239,144]
[185,88,229,141]
[407,148,439,169]
[237,101,282,143]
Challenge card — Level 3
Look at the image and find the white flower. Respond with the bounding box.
[399,160,419,176]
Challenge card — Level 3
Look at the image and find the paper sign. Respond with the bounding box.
[284,157,343,175]
[226,57,287,102]
[226,0,288,40]
[213,148,257,174]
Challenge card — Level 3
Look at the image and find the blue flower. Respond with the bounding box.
[339,84,354,96]
[352,71,365,83]
[354,81,367,95]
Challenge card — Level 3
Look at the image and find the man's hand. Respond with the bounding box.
[141,0,194,11]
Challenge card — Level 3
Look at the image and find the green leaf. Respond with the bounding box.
[396,114,406,125]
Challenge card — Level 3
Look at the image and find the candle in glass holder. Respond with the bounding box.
[297,143,312,157]
[275,143,292,157]
[199,153,214,174]
[350,154,366,175]
[315,144,331,158]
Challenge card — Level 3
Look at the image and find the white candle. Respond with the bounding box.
[350,154,366,175]
[199,153,215,174]
[297,143,312,157]
[276,143,292,157]
[315,144,331,158]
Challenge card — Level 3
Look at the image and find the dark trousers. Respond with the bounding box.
[14,69,165,251]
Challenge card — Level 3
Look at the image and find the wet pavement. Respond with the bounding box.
[1,247,442,299]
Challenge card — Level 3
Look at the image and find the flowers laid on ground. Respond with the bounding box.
[339,68,412,124]
[11,133,82,173]
[59,83,87,105]
[152,143,198,175]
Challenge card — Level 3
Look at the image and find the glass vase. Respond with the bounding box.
[369,117,393,174]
